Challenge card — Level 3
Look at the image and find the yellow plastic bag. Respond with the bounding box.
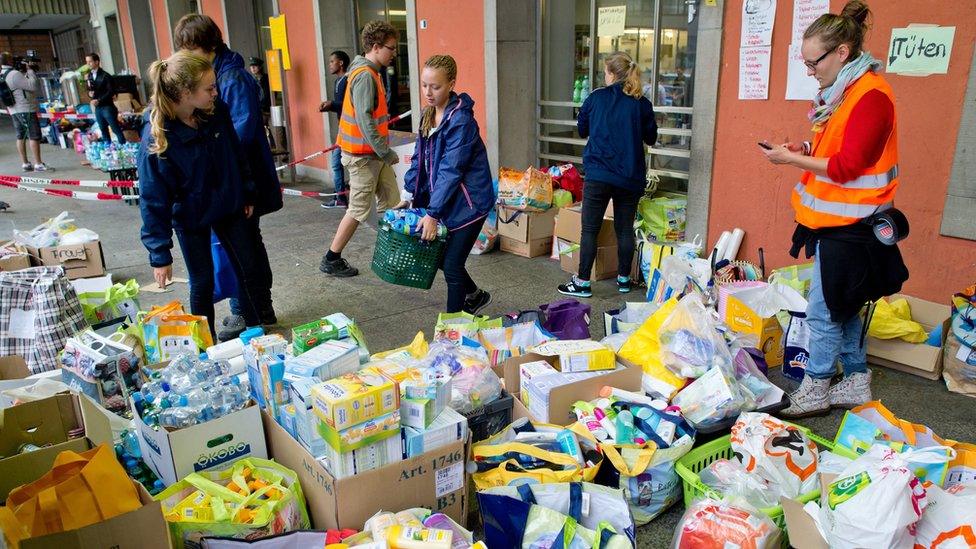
[139,301,215,363]
[868,297,928,343]
[373,331,428,360]
[618,297,687,400]
[472,422,601,490]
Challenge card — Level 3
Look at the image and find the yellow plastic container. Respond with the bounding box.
[386,525,453,549]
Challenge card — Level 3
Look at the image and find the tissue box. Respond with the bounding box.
[318,434,403,479]
[311,367,399,430]
[284,339,360,380]
[521,367,622,423]
[532,340,616,372]
[290,378,328,457]
[400,378,451,429]
[316,409,401,453]
[519,360,559,404]
[402,407,468,458]
[291,319,340,355]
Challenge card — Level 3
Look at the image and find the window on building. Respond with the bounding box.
[355,0,411,131]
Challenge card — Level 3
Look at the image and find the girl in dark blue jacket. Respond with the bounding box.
[405,55,496,314]
[138,51,267,336]
[558,51,657,298]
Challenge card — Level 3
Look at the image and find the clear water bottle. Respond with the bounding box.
[140,379,171,403]
[159,407,198,429]
[580,76,590,102]
[121,428,142,459]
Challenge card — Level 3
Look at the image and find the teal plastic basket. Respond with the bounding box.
[371,221,446,289]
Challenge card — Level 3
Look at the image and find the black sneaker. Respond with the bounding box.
[259,307,278,326]
[320,199,342,209]
[320,256,359,277]
[217,315,246,341]
[463,289,492,315]
[617,276,632,294]
[557,277,592,298]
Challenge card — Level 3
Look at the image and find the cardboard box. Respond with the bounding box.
[402,407,468,458]
[866,294,950,380]
[113,92,142,113]
[289,378,327,457]
[519,360,559,403]
[284,339,360,380]
[400,378,451,429]
[25,241,105,280]
[532,340,617,372]
[291,319,340,356]
[122,129,140,143]
[554,205,616,246]
[500,236,552,258]
[0,247,34,272]
[498,353,642,425]
[496,206,558,243]
[311,367,399,430]
[316,409,401,453]
[135,401,268,486]
[263,411,467,531]
[780,474,838,549]
[557,239,617,281]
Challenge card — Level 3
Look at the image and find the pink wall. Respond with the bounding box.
[277,1,327,170]
[708,1,976,302]
[198,0,227,37]
[117,0,139,75]
[149,0,173,58]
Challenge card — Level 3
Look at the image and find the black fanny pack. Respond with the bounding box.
[862,207,909,245]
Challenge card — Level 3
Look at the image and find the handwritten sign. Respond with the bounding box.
[791,0,829,44]
[739,46,772,100]
[51,246,88,262]
[887,25,955,75]
[786,42,820,100]
[741,0,777,47]
[598,5,626,37]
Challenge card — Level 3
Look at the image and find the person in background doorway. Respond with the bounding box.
[318,50,351,209]
[174,14,282,340]
[2,52,51,171]
[86,53,126,144]
[248,57,271,113]
[137,51,266,339]
[761,0,907,417]
[320,21,404,278]
[405,55,495,314]
[558,51,656,298]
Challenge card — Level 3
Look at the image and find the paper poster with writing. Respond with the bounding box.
[742,0,777,47]
[739,46,772,100]
[598,6,627,37]
[791,0,829,43]
[786,42,821,100]
[887,25,955,76]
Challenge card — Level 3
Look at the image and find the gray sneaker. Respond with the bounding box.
[828,371,872,409]
[781,376,831,418]
[217,314,246,342]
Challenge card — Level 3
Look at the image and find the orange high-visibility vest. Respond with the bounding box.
[336,65,390,155]
[791,71,899,229]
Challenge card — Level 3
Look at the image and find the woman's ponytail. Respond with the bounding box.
[804,0,872,61]
[145,51,214,156]
[604,52,643,100]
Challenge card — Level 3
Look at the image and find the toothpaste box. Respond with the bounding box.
[289,378,328,457]
[318,434,403,479]
[532,340,616,372]
[402,407,468,458]
[316,409,401,453]
[244,334,288,409]
[285,339,361,381]
[400,378,452,429]
[279,404,297,439]
[519,360,559,405]
[311,366,399,430]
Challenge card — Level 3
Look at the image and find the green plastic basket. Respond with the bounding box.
[674,423,857,547]
[371,221,446,289]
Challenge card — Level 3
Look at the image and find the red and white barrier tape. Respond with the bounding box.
[0,175,137,188]
[275,110,412,172]
[0,179,133,201]
[37,112,94,121]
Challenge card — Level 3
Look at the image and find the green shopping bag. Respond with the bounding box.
[768,262,814,298]
[637,193,687,242]
[434,312,502,344]
[78,279,141,324]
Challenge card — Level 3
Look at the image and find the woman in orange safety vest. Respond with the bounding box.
[762,0,908,418]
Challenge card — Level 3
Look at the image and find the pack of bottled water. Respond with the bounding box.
[133,353,251,430]
[85,140,140,171]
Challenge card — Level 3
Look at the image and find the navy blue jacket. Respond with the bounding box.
[578,82,657,191]
[404,93,495,231]
[138,101,255,267]
[323,74,347,114]
[212,44,282,217]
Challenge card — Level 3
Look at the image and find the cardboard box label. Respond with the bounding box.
[51,245,88,261]
[435,461,464,498]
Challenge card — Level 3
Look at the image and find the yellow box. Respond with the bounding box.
[311,367,399,430]
[531,340,617,372]
[725,295,784,367]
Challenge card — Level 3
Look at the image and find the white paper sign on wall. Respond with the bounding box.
[887,25,955,76]
[598,5,627,37]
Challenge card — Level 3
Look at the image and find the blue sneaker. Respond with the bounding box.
[617,276,632,293]
[557,276,592,298]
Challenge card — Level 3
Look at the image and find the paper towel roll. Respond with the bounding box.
[228,355,246,377]
[724,228,745,262]
[713,231,732,263]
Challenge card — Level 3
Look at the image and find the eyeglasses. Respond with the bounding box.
[381,43,397,54]
[804,46,836,70]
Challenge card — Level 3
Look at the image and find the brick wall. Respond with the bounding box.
[0,32,56,71]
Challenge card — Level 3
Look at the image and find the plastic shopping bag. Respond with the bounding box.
[637,193,687,243]
[768,262,814,298]
[212,232,239,303]
[670,498,782,549]
[604,302,659,336]
[497,167,553,212]
[819,445,928,549]
[730,413,820,500]
[139,301,214,363]
[618,298,688,400]
[470,208,499,255]
[540,298,591,340]
[951,284,976,348]
[914,482,976,549]
[659,293,734,379]
[868,297,929,343]
[547,163,583,202]
[699,459,780,509]
[477,321,555,366]
[434,312,501,345]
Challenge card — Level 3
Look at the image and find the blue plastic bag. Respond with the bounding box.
[211,232,239,303]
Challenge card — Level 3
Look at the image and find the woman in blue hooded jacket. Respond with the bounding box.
[405,55,496,314]
[138,51,266,336]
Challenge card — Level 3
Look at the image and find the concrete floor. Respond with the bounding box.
[2,119,974,547]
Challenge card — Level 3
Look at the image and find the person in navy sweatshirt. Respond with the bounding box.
[138,51,266,338]
[558,51,657,298]
[405,55,496,314]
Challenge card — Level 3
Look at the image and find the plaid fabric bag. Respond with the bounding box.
[0,266,89,373]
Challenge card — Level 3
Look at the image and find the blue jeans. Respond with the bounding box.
[331,147,346,202]
[95,106,125,143]
[805,242,869,379]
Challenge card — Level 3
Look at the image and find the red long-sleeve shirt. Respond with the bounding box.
[825,89,895,183]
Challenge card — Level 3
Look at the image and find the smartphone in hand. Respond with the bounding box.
[757,142,773,150]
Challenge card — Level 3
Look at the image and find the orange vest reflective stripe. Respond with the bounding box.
[791,71,900,229]
[336,65,390,155]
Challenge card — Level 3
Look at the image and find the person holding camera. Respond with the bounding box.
[1,52,51,172]
[86,53,126,144]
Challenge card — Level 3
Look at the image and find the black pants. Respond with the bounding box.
[578,180,643,281]
[229,215,274,318]
[439,220,483,313]
[95,106,125,143]
[175,214,266,335]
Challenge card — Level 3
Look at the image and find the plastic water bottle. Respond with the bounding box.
[140,379,171,403]
[580,76,590,102]
[572,77,582,103]
[615,410,635,444]
[159,407,197,429]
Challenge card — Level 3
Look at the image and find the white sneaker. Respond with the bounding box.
[33,163,53,172]
[21,163,33,172]
[781,376,831,418]
[828,371,872,409]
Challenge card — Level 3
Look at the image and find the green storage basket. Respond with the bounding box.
[675,423,857,547]
[371,221,446,289]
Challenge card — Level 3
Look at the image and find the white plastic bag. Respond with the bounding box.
[699,459,779,509]
[671,365,746,428]
[730,412,820,500]
[659,293,734,378]
[731,348,783,409]
[914,483,976,549]
[819,445,928,549]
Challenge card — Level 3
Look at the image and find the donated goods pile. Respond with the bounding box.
[0,211,974,549]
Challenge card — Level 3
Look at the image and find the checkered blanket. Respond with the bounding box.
[0,266,89,373]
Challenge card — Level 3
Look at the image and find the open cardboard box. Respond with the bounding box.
[25,241,106,280]
[867,294,950,380]
[780,474,838,549]
[262,411,468,531]
[494,353,642,425]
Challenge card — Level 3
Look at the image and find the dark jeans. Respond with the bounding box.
[229,215,273,319]
[176,214,267,335]
[95,106,125,143]
[577,180,642,281]
[439,221,483,313]
[331,147,346,202]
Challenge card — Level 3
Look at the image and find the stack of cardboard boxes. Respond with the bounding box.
[497,205,558,258]
[554,204,618,280]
